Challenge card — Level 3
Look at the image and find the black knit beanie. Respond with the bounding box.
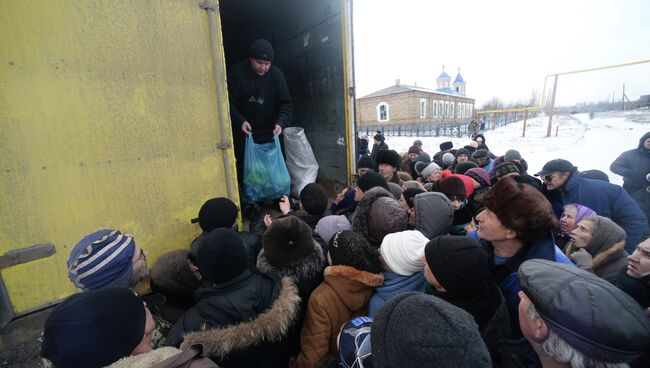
[195,197,238,232]
[300,183,329,215]
[424,235,490,291]
[456,148,470,158]
[249,38,274,62]
[329,230,382,274]
[41,288,146,368]
[195,228,247,284]
[402,188,425,209]
[374,131,384,141]
[357,171,389,192]
[371,292,491,368]
[455,161,478,174]
[357,155,374,170]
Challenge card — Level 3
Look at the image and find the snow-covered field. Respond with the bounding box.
[384,110,650,186]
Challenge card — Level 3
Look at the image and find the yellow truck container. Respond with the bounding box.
[0,0,356,328]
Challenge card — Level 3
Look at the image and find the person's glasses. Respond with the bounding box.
[543,173,556,182]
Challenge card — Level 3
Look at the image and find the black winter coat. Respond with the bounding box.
[370,141,388,165]
[611,132,650,194]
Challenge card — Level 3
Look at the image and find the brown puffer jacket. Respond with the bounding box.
[291,265,384,368]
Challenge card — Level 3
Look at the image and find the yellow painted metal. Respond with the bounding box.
[0,0,237,314]
[341,0,355,185]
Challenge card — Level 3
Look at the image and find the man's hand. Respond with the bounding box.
[241,121,252,134]
[279,195,291,215]
[335,188,348,205]
[263,214,273,228]
[273,124,283,135]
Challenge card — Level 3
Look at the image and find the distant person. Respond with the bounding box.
[467,119,479,138]
[537,158,650,252]
[330,155,375,221]
[471,149,495,173]
[517,259,650,367]
[370,131,388,163]
[356,133,369,158]
[401,146,421,173]
[455,147,470,164]
[228,39,293,188]
[376,149,404,185]
[611,132,650,208]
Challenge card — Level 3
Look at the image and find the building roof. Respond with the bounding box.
[437,71,450,80]
[358,83,472,100]
[454,72,465,84]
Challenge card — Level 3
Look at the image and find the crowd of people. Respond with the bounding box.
[40,131,650,368]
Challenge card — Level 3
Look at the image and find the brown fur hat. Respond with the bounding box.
[263,216,316,266]
[482,177,557,243]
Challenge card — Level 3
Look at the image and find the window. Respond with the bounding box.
[433,100,438,117]
[419,98,427,119]
[468,104,472,117]
[377,102,389,122]
[451,102,455,118]
[444,101,448,118]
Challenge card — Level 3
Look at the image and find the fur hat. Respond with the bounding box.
[263,216,315,266]
[455,148,470,158]
[376,149,401,168]
[195,228,247,284]
[357,155,374,170]
[465,141,479,149]
[249,38,274,62]
[300,183,329,215]
[317,215,352,246]
[371,292,491,367]
[438,176,467,200]
[494,161,522,179]
[425,235,490,291]
[339,317,373,368]
[329,230,383,274]
[357,171,389,192]
[504,149,522,161]
[151,250,201,294]
[67,229,136,290]
[442,152,455,166]
[41,288,146,368]
[464,167,491,188]
[455,161,478,175]
[380,230,429,276]
[482,177,557,242]
[439,141,453,151]
[519,259,650,363]
[194,197,238,232]
[420,162,441,178]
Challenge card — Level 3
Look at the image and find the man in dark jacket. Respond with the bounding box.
[611,132,650,195]
[537,158,649,253]
[228,39,293,187]
[370,131,388,163]
[167,228,300,367]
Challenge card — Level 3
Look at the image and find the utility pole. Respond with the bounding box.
[546,74,558,137]
[622,84,626,111]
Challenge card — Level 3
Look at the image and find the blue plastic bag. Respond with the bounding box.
[243,133,291,201]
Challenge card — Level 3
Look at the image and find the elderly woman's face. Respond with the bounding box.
[559,206,578,233]
[570,220,594,248]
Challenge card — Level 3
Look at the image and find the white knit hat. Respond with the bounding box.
[380,230,429,276]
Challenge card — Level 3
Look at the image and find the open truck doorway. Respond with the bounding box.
[219,0,356,195]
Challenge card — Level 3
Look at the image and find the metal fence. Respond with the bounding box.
[358,122,470,138]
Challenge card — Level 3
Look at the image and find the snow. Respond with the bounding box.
[384,110,650,186]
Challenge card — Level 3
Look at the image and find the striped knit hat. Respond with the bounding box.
[67,229,136,290]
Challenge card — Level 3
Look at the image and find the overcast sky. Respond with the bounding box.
[353,0,650,107]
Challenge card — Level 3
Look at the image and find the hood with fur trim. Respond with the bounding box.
[106,347,183,368]
[180,277,300,359]
[414,192,453,239]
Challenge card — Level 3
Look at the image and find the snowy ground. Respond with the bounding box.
[384,110,650,186]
